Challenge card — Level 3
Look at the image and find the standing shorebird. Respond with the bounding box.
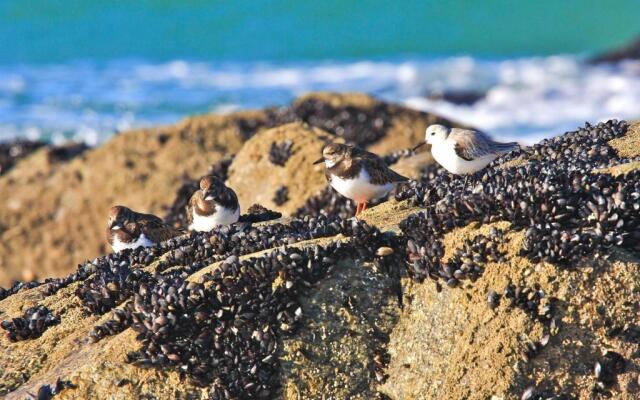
[106,205,182,252]
[187,175,240,232]
[413,124,519,175]
[313,143,409,216]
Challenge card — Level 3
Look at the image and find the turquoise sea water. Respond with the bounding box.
[0,1,639,144]
[1,1,639,63]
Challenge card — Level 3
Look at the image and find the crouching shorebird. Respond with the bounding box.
[313,143,409,216]
[187,175,240,232]
[107,205,183,252]
[413,124,519,175]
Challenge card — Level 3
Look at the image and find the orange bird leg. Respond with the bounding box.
[361,202,368,213]
[355,202,362,216]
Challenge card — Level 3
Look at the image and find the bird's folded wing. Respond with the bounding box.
[219,187,239,210]
[450,128,496,161]
[353,148,409,184]
[139,215,183,242]
[186,193,198,226]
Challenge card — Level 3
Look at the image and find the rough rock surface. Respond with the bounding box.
[226,123,331,215]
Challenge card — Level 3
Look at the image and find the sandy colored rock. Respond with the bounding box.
[226,123,332,215]
[609,121,640,158]
[597,161,640,177]
[280,259,400,399]
[381,224,640,400]
[0,111,265,286]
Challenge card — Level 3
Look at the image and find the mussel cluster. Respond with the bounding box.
[503,283,552,323]
[238,204,283,224]
[82,214,388,344]
[272,186,289,206]
[294,185,356,219]
[593,350,626,391]
[28,378,76,400]
[1,305,59,342]
[0,280,42,302]
[286,97,394,146]
[0,139,45,175]
[268,140,294,166]
[404,226,505,287]
[83,218,395,398]
[75,261,153,315]
[234,96,400,147]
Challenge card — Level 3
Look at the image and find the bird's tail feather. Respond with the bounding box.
[495,142,520,153]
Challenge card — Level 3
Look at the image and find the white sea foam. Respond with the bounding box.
[0,56,639,145]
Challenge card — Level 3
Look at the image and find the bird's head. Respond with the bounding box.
[313,143,349,168]
[425,124,450,145]
[199,175,225,201]
[108,205,133,231]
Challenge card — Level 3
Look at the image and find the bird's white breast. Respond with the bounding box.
[189,206,240,232]
[329,168,393,203]
[111,233,154,253]
[431,140,496,175]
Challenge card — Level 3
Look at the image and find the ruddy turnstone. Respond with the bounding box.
[413,124,519,175]
[106,205,182,252]
[313,143,409,216]
[186,175,240,231]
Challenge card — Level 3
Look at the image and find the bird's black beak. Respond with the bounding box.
[411,142,426,152]
[313,157,324,165]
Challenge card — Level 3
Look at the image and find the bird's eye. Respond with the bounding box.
[431,132,435,136]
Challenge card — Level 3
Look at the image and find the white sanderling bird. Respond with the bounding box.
[313,142,409,216]
[187,175,240,232]
[413,124,520,175]
[106,205,182,252]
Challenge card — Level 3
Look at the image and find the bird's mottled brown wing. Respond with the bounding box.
[106,227,114,247]
[352,147,409,185]
[137,213,183,243]
[186,192,198,226]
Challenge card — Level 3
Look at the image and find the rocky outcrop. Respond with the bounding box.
[590,35,640,63]
[226,123,331,215]
[1,100,639,400]
[0,93,457,286]
[0,112,254,286]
